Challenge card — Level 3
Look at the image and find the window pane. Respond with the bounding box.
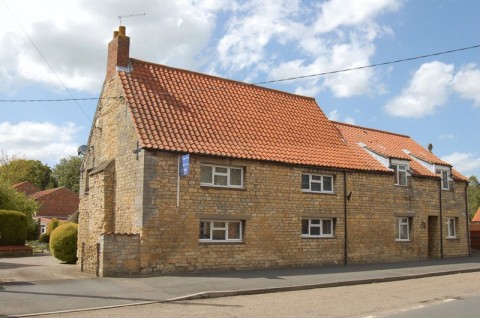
[200,166,212,184]
[323,176,333,191]
[228,222,241,239]
[311,175,321,181]
[214,175,228,185]
[310,226,320,236]
[215,167,228,174]
[230,168,242,186]
[448,219,455,237]
[301,175,309,190]
[199,221,210,239]
[213,222,226,228]
[398,171,407,186]
[322,220,332,235]
[310,219,320,224]
[212,230,226,240]
[311,182,321,192]
[301,219,309,234]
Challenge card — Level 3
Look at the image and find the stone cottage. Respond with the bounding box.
[78,26,469,276]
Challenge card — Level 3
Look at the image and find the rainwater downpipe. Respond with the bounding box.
[343,170,348,265]
[439,179,444,258]
[465,182,471,257]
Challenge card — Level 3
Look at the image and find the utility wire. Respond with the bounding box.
[1,0,92,120]
[0,41,479,103]
[252,44,480,85]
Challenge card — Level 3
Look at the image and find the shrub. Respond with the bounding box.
[39,233,49,244]
[50,222,78,263]
[46,218,60,236]
[0,210,28,246]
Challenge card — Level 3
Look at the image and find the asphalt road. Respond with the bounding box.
[31,272,480,318]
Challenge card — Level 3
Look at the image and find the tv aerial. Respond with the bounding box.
[118,13,146,26]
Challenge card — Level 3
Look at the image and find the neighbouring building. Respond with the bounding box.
[78,27,469,277]
[13,181,79,236]
[471,208,480,250]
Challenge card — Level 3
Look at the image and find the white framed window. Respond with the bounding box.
[447,217,457,238]
[199,220,243,242]
[301,218,334,238]
[392,164,408,186]
[396,217,411,241]
[301,174,334,193]
[40,224,47,235]
[436,169,450,190]
[200,165,243,188]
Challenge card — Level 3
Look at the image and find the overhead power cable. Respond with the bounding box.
[252,44,480,85]
[0,43,479,103]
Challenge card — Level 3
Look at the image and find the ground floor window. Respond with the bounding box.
[396,217,411,241]
[40,224,47,235]
[447,217,457,238]
[301,218,334,238]
[199,220,243,242]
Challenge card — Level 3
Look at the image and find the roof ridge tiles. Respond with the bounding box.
[332,120,410,139]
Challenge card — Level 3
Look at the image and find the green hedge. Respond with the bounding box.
[50,222,78,263]
[0,210,28,246]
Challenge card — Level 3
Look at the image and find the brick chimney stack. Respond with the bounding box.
[106,26,131,80]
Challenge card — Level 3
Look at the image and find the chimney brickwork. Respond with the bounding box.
[106,26,130,81]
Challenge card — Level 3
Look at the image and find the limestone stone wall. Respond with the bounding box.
[99,233,140,276]
[78,76,142,276]
[136,152,469,274]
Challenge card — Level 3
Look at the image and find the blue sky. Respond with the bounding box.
[0,0,479,178]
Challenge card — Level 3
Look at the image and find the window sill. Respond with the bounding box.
[200,185,245,190]
[446,237,458,240]
[301,236,335,239]
[395,239,411,242]
[301,190,335,195]
[394,184,408,187]
[199,241,245,245]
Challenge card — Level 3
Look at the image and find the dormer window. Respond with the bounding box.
[436,169,450,190]
[392,164,408,186]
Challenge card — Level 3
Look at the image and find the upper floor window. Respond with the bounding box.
[436,169,450,190]
[200,165,243,188]
[392,164,407,186]
[301,218,334,238]
[302,174,334,193]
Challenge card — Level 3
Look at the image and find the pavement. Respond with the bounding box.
[1,251,480,317]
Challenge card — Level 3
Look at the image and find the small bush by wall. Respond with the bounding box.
[0,210,28,246]
[50,222,78,263]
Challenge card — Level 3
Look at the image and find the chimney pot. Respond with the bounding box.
[119,26,126,36]
[113,30,119,38]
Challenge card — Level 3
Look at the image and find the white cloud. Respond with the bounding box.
[441,152,480,176]
[328,110,355,124]
[384,61,454,118]
[0,121,81,166]
[451,63,480,106]
[0,0,227,93]
[314,0,402,33]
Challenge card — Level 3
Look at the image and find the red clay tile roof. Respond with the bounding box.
[33,187,79,218]
[473,208,480,223]
[12,181,41,196]
[334,122,466,180]
[119,59,388,172]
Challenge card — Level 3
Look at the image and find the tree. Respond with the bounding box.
[0,159,57,190]
[468,175,480,220]
[52,156,82,193]
[0,179,38,226]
